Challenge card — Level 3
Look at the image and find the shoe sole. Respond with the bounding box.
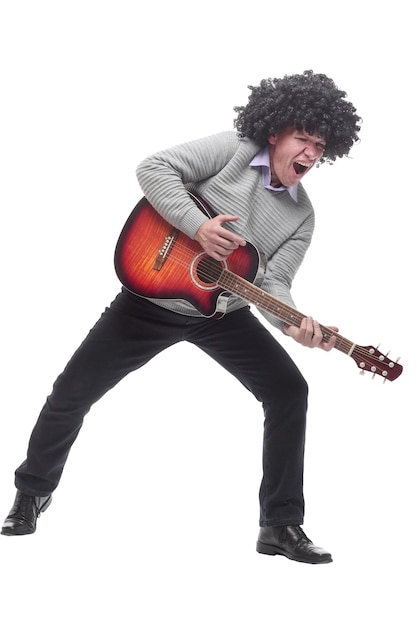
[1,525,36,536]
[256,540,333,564]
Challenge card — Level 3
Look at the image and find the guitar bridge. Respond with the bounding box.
[153,227,179,270]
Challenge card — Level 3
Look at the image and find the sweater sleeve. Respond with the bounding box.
[258,211,315,331]
[135,131,240,239]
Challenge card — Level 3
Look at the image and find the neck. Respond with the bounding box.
[269,175,282,188]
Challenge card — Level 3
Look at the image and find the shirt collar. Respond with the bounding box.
[250,146,298,202]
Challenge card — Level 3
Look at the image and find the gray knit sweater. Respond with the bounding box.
[135,131,315,331]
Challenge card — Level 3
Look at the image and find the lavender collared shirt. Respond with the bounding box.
[249,145,298,202]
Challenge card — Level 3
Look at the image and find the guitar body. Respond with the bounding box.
[114,194,261,317]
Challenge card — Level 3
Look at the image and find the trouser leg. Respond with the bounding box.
[15,291,184,496]
[185,306,308,526]
[14,290,308,526]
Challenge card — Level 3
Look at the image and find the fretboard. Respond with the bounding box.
[219,269,355,356]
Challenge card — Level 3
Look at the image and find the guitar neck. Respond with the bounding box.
[219,269,354,356]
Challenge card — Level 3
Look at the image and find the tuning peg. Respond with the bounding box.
[359,370,365,376]
[372,373,376,380]
[396,356,401,363]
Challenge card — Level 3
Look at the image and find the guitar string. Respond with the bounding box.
[130,236,396,370]
[147,240,393,365]
[148,238,357,345]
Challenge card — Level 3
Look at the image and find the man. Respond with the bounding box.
[1,70,361,564]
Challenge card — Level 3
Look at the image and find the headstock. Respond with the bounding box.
[350,344,403,381]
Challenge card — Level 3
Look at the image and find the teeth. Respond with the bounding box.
[294,161,310,174]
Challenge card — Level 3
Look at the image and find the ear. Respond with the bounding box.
[268,133,279,145]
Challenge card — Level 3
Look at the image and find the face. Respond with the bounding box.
[268,127,326,188]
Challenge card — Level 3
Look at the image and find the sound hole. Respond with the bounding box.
[196,256,223,284]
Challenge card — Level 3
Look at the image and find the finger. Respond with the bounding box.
[320,336,336,351]
[215,215,246,247]
[216,214,239,225]
[311,319,323,346]
[312,319,322,337]
[303,316,315,339]
[214,232,240,249]
[326,335,337,350]
[320,326,339,351]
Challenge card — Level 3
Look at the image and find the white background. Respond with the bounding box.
[0,1,415,624]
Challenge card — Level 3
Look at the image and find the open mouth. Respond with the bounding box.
[293,161,309,175]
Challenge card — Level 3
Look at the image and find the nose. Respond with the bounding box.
[304,140,323,160]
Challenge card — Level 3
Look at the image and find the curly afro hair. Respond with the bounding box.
[233,70,361,164]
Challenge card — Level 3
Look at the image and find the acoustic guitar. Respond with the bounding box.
[114,193,403,382]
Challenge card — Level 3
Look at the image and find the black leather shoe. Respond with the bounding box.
[1,490,52,536]
[256,525,332,564]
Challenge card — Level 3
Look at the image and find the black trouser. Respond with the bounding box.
[15,289,308,527]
